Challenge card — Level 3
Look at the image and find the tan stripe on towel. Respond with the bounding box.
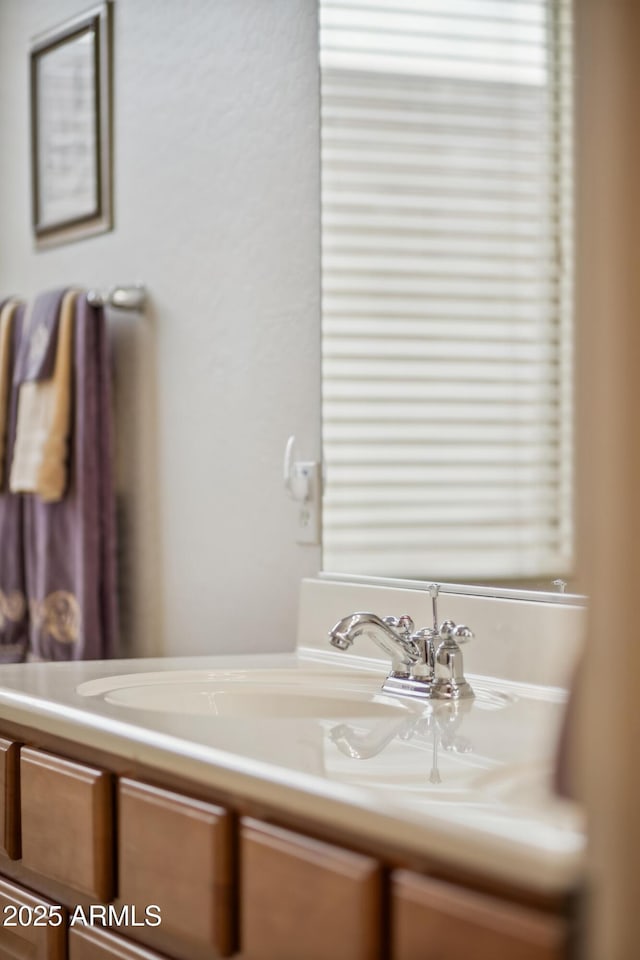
[10,289,79,502]
[0,300,21,488]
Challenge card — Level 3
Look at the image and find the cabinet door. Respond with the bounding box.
[0,877,65,960]
[69,927,166,960]
[0,738,20,859]
[118,778,233,958]
[240,818,382,960]
[391,870,568,960]
[20,748,113,900]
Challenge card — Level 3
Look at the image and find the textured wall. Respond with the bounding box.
[0,0,322,656]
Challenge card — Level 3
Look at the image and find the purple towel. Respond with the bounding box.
[0,302,28,663]
[21,292,119,660]
[13,288,66,384]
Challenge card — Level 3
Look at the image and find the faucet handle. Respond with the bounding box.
[453,625,473,645]
[438,619,457,641]
[438,620,473,645]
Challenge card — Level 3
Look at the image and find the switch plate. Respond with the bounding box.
[295,462,321,545]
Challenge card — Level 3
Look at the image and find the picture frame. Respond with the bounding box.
[30,2,113,249]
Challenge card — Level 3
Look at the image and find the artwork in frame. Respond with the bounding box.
[30,2,113,248]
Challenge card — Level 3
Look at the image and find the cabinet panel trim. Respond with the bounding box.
[20,747,113,901]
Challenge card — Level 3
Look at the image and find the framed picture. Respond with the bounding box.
[30,2,113,248]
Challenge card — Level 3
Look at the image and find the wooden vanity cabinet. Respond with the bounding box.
[0,726,573,960]
[19,748,113,902]
[117,778,234,959]
[69,927,166,960]
[0,738,20,860]
[240,817,382,960]
[391,870,568,960]
[0,877,65,960]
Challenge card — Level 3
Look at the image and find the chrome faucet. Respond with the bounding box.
[328,584,475,702]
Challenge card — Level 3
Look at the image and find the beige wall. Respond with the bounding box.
[575,1,640,957]
[0,0,322,657]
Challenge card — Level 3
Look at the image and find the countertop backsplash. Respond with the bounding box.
[298,577,586,690]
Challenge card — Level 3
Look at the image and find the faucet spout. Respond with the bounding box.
[329,612,422,672]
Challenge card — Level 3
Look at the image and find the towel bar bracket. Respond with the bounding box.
[86,285,146,311]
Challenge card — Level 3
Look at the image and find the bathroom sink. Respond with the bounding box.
[76,668,413,718]
[76,667,518,720]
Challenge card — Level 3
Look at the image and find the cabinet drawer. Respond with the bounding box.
[118,778,233,957]
[69,927,166,960]
[0,877,65,960]
[240,818,382,960]
[20,748,113,900]
[0,737,20,859]
[391,870,568,960]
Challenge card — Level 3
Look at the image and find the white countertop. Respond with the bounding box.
[0,650,584,896]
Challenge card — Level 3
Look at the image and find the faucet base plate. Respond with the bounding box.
[381,674,432,701]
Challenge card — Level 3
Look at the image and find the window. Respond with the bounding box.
[320,0,574,581]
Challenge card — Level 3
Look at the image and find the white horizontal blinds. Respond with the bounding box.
[320,0,573,579]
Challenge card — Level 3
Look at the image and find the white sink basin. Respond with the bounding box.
[76,669,413,719]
